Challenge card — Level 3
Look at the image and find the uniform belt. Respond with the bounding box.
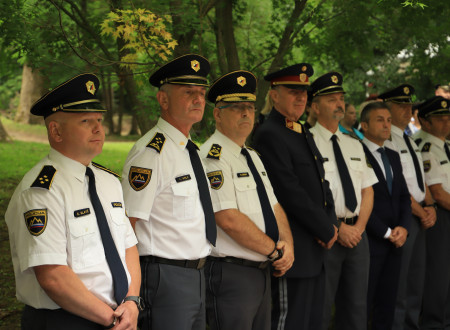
[140,255,207,270]
[208,256,270,270]
[337,216,358,225]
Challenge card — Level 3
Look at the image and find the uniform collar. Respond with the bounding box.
[48,148,89,182]
[156,117,190,150]
[213,130,244,159]
[315,122,342,141]
[423,132,446,150]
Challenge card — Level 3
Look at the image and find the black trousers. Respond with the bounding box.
[21,305,103,330]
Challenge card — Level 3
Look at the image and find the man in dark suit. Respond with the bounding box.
[253,63,338,330]
[360,101,412,330]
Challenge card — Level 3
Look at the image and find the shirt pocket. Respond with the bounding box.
[171,180,200,220]
[109,208,128,257]
[68,215,105,270]
[233,177,258,214]
[323,160,338,198]
[348,158,363,189]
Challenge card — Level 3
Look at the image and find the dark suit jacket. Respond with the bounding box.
[362,144,411,255]
[252,108,336,278]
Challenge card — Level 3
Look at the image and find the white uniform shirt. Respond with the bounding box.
[310,123,378,218]
[384,125,426,203]
[199,130,278,262]
[5,148,137,309]
[121,118,211,259]
[418,132,450,194]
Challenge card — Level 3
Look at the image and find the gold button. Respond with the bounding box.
[314,156,317,160]
[321,178,324,182]
[325,202,327,206]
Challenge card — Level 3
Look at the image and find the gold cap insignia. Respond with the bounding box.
[299,73,307,82]
[404,86,410,95]
[331,75,338,84]
[302,65,307,72]
[86,81,96,95]
[237,76,246,87]
[191,60,200,72]
[442,100,448,108]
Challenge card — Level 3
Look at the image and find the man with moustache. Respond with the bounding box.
[253,64,338,330]
[415,96,450,330]
[378,85,436,330]
[5,74,141,330]
[200,70,294,330]
[121,54,216,330]
[360,102,412,330]
[309,72,377,330]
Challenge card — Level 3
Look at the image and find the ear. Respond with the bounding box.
[157,90,169,112]
[213,107,221,122]
[311,100,320,116]
[360,121,368,133]
[48,121,63,143]
[269,89,278,104]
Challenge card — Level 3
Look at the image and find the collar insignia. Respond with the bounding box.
[285,119,302,133]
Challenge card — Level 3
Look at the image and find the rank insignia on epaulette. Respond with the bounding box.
[129,166,152,191]
[207,144,222,160]
[285,119,302,133]
[365,155,373,168]
[207,170,224,190]
[421,143,431,152]
[31,166,56,190]
[24,209,47,236]
[423,160,431,172]
[414,138,422,146]
[147,132,166,153]
[92,162,120,178]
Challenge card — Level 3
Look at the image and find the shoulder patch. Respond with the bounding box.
[92,162,120,178]
[31,165,56,190]
[207,144,222,160]
[146,132,166,153]
[24,209,47,236]
[207,171,224,190]
[423,160,431,172]
[421,142,431,153]
[128,166,152,191]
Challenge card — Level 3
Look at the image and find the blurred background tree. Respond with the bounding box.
[0,0,449,139]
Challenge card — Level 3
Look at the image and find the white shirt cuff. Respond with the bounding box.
[384,227,392,239]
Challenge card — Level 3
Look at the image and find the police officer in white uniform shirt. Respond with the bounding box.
[379,84,436,330]
[415,96,450,330]
[5,74,141,330]
[309,72,377,330]
[121,54,217,330]
[199,70,294,330]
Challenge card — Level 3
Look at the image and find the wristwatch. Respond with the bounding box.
[104,317,117,329]
[123,296,145,311]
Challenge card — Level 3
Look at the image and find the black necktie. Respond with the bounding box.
[85,167,128,305]
[403,133,424,192]
[241,148,279,242]
[331,135,357,212]
[186,140,217,246]
[377,148,393,194]
[445,143,450,162]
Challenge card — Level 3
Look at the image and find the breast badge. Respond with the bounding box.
[129,166,152,191]
[207,171,224,190]
[24,209,47,236]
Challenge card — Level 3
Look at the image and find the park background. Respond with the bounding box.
[0,0,449,328]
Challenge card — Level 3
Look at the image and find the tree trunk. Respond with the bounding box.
[101,72,116,135]
[0,118,11,142]
[215,1,240,71]
[15,64,47,125]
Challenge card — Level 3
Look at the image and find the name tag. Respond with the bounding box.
[323,158,329,162]
[414,149,419,152]
[262,171,267,176]
[441,160,449,165]
[237,172,249,178]
[176,174,191,183]
[350,157,361,161]
[400,150,408,154]
[111,202,122,208]
[74,208,91,218]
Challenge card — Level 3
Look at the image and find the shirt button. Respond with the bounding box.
[325,202,327,206]
[321,178,324,182]
[314,156,318,160]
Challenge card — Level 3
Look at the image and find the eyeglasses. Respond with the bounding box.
[218,103,257,113]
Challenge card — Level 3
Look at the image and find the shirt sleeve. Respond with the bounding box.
[423,151,445,187]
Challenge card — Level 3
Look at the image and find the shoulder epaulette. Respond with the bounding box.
[146,132,166,153]
[421,142,431,153]
[414,138,422,146]
[342,131,359,140]
[207,144,222,160]
[92,162,120,178]
[31,165,57,190]
[246,146,261,157]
